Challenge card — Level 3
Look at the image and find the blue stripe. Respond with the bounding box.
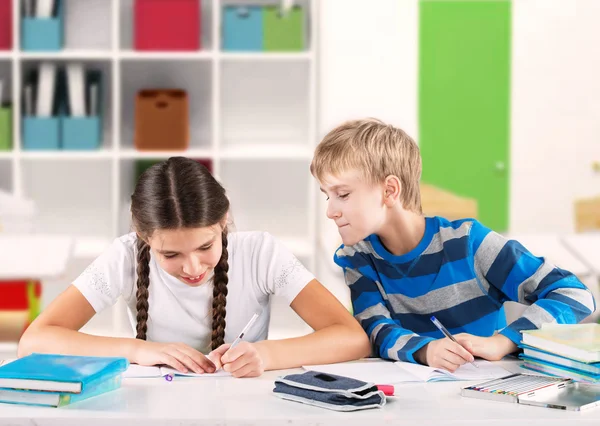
[544,292,592,320]
[528,274,585,302]
[501,252,543,300]
[408,235,470,277]
[486,240,525,289]
[390,295,499,334]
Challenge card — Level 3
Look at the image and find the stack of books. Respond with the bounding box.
[0,353,129,407]
[520,324,600,384]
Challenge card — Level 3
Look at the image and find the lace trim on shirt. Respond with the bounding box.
[275,258,307,290]
[80,263,112,297]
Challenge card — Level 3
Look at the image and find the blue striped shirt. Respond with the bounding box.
[334,217,596,363]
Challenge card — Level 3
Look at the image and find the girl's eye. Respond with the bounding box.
[199,245,213,251]
[164,254,178,259]
[339,193,349,199]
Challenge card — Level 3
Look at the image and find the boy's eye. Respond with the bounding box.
[339,193,350,199]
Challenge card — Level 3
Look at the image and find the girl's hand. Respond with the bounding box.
[208,342,266,378]
[454,333,517,361]
[132,340,216,374]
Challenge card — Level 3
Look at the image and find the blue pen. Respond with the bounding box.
[430,316,478,368]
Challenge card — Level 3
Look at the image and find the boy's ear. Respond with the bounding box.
[383,175,401,206]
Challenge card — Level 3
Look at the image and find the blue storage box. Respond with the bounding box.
[222,6,262,51]
[62,117,102,150]
[22,117,60,150]
[21,0,64,51]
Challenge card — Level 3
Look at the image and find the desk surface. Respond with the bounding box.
[2,361,600,425]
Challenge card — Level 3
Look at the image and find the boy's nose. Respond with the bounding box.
[326,203,341,220]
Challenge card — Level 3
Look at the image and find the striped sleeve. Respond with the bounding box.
[334,247,435,363]
[470,221,596,344]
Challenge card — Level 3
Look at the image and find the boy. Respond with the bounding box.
[310,118,596,371]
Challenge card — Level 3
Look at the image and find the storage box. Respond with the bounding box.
[222,6,262,51]
[134,0,200,51]
[263,6,304,51]
[134,89,189,150]
[62,117,102,150]
[22,117,60,150]
[21,0,64,51]
[0,106,11,151]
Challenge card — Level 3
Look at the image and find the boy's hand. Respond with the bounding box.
[132,340,216,374]
[415,337,475,372]
[454,333,517,361]
[209,341,267,378]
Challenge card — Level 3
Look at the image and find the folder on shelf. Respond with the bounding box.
[36,62,57,117]
[37,0,57,18]
[63,65,103,150]
[66,63,86,117]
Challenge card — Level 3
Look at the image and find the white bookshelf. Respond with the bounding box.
[0,0,318,273]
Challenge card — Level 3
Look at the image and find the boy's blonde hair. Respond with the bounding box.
[311,118,422,213]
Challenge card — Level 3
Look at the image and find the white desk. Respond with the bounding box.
[1,361,599,425]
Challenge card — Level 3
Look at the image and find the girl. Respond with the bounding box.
[19,157,370,377]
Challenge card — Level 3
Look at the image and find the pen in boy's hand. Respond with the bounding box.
[430,316,478,368]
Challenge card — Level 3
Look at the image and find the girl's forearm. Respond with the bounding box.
[18,325,141,360]
[255,324,371,371]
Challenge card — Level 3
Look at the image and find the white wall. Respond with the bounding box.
[317,0,418,284]
[510,0,600,233]
[318,0,600,238]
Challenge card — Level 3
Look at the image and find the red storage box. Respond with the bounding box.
[134,0,201,51]
[0,0,12,50]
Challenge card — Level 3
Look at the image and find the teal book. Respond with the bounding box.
[520,356,600,384]
[520,344,600,375]
[0,375,121,408]
[0,353,129,393]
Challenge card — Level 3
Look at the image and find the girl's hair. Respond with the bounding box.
[131,157,230,350]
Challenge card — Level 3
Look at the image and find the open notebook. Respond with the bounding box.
[303,358,512,384]
[123,364,231,379]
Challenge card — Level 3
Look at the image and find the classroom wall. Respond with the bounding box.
[318,0,600,236]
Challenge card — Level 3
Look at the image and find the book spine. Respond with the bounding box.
[82,359,129,392]
[59,375,122,407]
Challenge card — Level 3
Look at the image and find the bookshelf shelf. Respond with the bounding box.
[0,0,318,271]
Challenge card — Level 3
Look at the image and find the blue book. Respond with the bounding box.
[519,344,600,375]
[0,353,129,393]
[0,375,121,408]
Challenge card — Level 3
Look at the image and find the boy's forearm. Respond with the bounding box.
[18,325,140,360]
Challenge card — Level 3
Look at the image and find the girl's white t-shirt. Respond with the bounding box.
[73,231,314,353]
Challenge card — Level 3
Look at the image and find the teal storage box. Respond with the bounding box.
[62,117,102,150]
[21,0,64,51]
[22,117,60,150]
[0,106,11,151]
[222,6,262,51]
[263,6,304,51]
